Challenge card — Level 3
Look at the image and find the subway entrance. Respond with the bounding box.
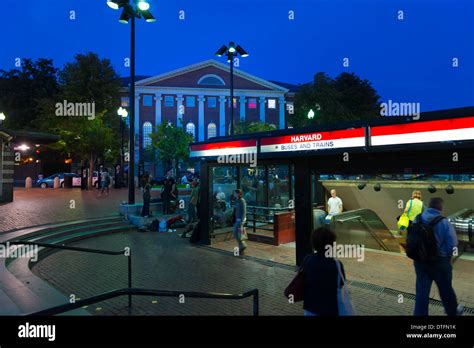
[192,111,474,266]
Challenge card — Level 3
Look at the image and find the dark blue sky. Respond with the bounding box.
[2,0,473,111]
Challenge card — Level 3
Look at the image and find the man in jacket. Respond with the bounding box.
[413,197,462,316]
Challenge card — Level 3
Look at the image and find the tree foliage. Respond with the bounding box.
[235,121,277,134]
[0,58,59,130]
[291,72,381,128]
[150,122,193,177]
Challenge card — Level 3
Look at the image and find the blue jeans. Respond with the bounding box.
[414,257,458,316]
[304,310,319,316]
[187,203,197,223]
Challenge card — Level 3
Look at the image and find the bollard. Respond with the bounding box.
[53,176,60,189]
[25,177,32,189]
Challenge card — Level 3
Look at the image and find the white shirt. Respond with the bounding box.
[327,196,343,215]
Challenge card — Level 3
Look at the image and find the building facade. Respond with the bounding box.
[121,60,296,176]
[0,130,14,203]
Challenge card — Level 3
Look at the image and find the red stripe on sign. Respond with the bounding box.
[371,116,474,136]
[190,139,256,152]
[260,128,365,146]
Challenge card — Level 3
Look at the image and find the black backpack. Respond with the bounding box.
[406,215,444,262]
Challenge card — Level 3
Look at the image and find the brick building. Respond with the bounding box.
[121,60,297,176]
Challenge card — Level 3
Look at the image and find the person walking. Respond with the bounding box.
[187,179,199,223]
[141,174,152,218]
[405,190,424,222]
[100,168,111,196]
[232,189,247,254]
[303,227,347,316]
[412,197,462,316]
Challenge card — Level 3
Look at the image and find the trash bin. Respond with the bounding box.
[63,175,73,188]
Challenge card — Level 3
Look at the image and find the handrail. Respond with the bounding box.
[334,215,389,251]
[1,240,133,309]
[247,205,293,212]
[28,287,260,316]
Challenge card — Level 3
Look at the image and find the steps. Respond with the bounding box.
[0,216,137,315]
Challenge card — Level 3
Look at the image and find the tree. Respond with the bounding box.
[291,72,381,128]
[45,52,122,186]
[235,120,277,134]
[0,58,59,130]
[150,122,193,178]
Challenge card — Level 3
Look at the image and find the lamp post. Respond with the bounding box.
[118,107,128,185]
[215,42,249,136]
[107,0,156,204]
[0,112,6,125]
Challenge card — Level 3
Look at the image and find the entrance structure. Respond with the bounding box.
[191,107,474,265]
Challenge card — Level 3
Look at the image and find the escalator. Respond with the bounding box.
[327,209,403,253]
[448,208,474,248]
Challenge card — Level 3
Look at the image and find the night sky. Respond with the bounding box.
[1,0,473,112]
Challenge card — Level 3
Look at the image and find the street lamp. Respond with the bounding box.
[117,107,128,185]
[107,0,156,204]
[215,42,249,136]
[0,112,5,125]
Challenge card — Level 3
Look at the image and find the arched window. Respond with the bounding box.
[197,74,225,86]
[186,122,196,138]
[143,122,152,148]
[207,122,217,139]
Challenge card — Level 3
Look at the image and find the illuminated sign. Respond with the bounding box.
[190,139,257,158]
[371,116,474,146]
[260,128,366,153]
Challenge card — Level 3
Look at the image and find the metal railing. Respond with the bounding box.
[1,240,133,308]
[28,288,259,316]
[2,240,260,316]
[247,205,293,235]
[333,215,389,251]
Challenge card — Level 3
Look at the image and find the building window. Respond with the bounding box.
[207,123,217,139]
[121,97,129,107]
[186,96,195,108]
[197,74,225,86]
[186,122,196,138]
[164,96,174,107]
[208,97,217,108]
[248,98,257,109]
[143,122,153,148]
[143,95,153,107]
[268,99,276,109]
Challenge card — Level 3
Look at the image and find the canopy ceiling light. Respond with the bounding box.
[428,184,437,193]
[374,183,381,192]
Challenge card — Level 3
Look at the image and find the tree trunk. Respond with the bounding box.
[88,154,95,189]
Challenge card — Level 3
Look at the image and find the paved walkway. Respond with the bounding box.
[0,188,141,233]
[210,240,474,308]
[31,231,471,316]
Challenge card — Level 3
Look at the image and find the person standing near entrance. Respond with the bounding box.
[233,189,247,254]
[326,189,343,222]
[187,179,199,223]
[412,197,462,316]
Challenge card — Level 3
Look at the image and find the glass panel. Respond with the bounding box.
[240,166,266,207]
[268,164,290,209]
[211,166,237,233]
